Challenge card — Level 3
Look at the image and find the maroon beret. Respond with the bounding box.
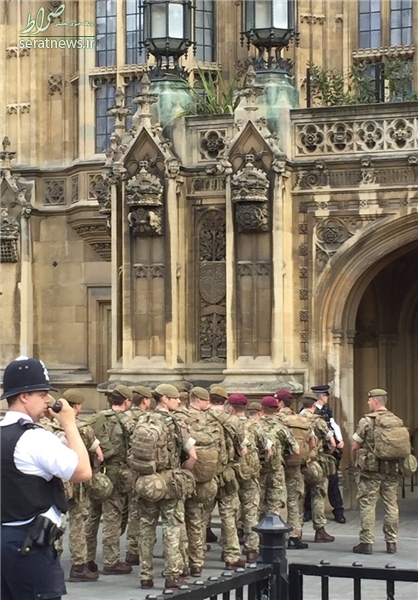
[274,389,293,400]
[261,396,279,408]
[228,393,248,406]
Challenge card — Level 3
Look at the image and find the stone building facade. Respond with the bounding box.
[1,0,418,471]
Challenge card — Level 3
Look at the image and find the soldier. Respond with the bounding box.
[228,393,271,562]
[125,385,154,566]
[134,384,197,589]
[174,386,220,577]
[207,386,247,569]
[258,396,299,519]
[58,389,104,582]
[304,384,346,524]
[276,389,311,550]
[85,385,136,574]
[300,393,336,543]
[352,389,406,555]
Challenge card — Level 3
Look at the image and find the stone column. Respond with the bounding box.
[19,212,33,357]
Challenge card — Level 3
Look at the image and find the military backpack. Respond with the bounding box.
[127,412,173,475]
[367,411,411,461]
[278,412,311,466]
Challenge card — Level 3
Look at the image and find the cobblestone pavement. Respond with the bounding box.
[61,488,418,600]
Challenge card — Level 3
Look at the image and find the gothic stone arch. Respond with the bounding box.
[310,210,418,443]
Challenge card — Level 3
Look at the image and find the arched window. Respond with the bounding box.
[95,81,116,153]
[195,0,215,62]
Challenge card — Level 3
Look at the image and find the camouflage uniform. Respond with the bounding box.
[53,418,100,564]
[207,408,246,563]
[301,410,333,531]
[137,409,193,581]
[353,413,401,544]
[276,407,306,539]
[85,409,135,566]
[235,416,270,553]
[125,405,146,558]
[258,416,298,519]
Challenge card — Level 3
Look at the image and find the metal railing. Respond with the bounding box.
[288,562,418,600]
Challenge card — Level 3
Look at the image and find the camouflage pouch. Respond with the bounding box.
[163,469,196,500]
[136,473,167,502]
[118,464,135,494]
[193,479,218,503]
[318,454,337,477]
[400,454,418,477]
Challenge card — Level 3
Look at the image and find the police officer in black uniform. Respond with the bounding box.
[1,356,92,600]
[303,384,346,524]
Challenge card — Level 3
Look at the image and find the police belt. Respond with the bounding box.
[18,515,64,555]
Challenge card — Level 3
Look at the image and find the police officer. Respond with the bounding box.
[0,356,92,600]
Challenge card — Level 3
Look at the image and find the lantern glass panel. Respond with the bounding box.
[255,1,271,28]
[151,2,167,37]
[273,0,288,28]
[169,3,184,37]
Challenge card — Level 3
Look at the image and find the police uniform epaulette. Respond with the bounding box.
[18,418,41,430]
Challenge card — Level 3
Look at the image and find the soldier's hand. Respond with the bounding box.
[336,440,344,449]
[95,446,104,464]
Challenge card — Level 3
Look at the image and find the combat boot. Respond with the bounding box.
[190,565,202,577]
[386,543,397,554]
[288,537,309,550]
[102,561,133,575]
[125,552,140,565]
[353,542,373,555]
[86,560,99,572]
[164,577,190,588]
[245,550,259,562]
[140,579,154,589]
[225,559,246,569]
[314,528,335,543]
[69,564,99,582]
[206,528,218,543]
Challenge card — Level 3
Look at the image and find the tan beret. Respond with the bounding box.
[113,385,133,400]
[132,385,153,398]
[190,386,210,400]
[210,386,228,400]
[301,392,318,401]
[155,384,180,399]
[368,388,388,397]
[174,382,188,393]
[62,388,85,405]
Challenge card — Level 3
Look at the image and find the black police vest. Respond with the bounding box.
[1,420,68,523]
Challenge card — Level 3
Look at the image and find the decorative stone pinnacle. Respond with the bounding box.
[132,72,158,129]
[0,137,16,168]
[107,87,132,131]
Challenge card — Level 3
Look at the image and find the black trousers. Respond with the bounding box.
[1,525,66,600]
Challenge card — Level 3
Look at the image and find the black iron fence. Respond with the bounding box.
[289,562,418,600]
[149,514,418,600]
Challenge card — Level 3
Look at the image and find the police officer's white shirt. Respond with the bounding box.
[314,402,343,442]
[0,411,78,526]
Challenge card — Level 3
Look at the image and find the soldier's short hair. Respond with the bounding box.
[210,393,226,406]
[301,397,315,409]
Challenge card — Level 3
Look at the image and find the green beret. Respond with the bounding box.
[132,385,153,398]
[190,386,210,400]
[62,388,85,405]
[368,388,388,397]
[113,385,133,400]
[174,382,188,393]
[155,384,180,399]
[210,386,228,400]
[301,392,318,401]
[247,401,261,411]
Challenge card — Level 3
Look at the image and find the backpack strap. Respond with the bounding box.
[211,412,242,459]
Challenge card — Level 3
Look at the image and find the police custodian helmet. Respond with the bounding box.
[1,356,57,400]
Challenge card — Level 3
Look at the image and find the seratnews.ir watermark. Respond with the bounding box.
[19,2,95,50]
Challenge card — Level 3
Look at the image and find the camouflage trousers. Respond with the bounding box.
[138,497,184,580]
[206,487,241,563]
[310,478,328,531]
[68,495,90,565]
[356,472,400,544]
[285,465,304,539]
[237,478,260,552]
[259,468,286,519]
[85,488,127,566]
[179,517,189,571]
[185,495,205,568]
[126,493,141,556]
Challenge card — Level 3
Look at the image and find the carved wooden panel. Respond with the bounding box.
[197,209,226,362]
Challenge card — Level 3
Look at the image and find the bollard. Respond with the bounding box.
[253,513,292,600]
